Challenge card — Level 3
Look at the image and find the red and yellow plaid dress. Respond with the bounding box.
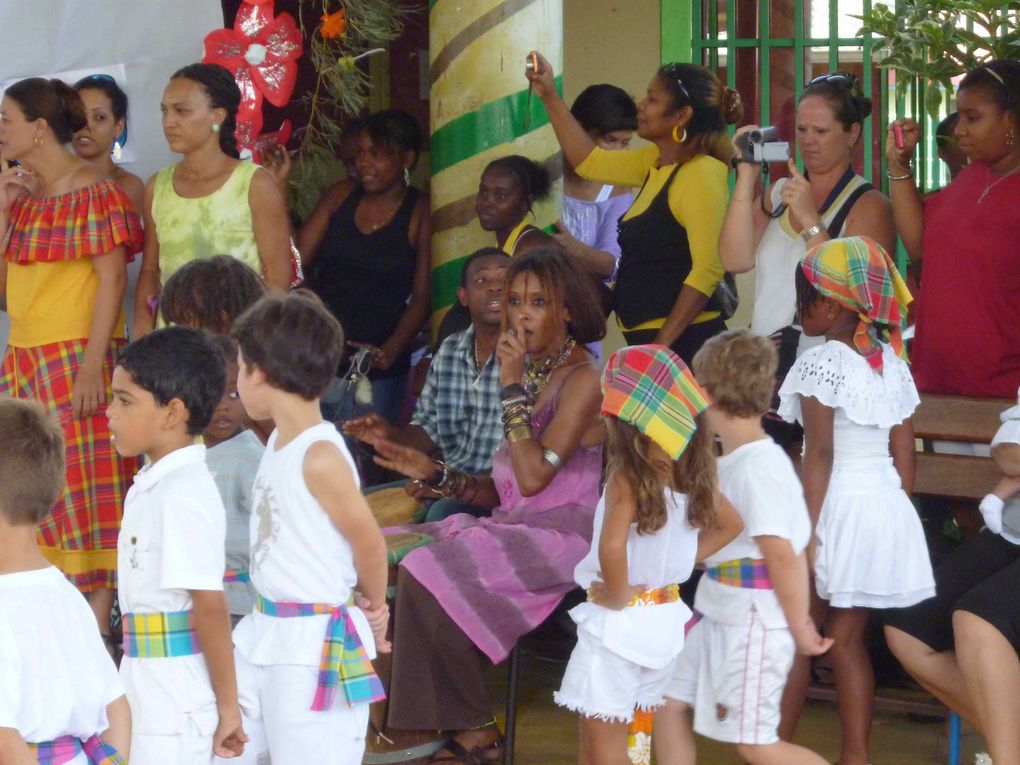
[1,178,143,592]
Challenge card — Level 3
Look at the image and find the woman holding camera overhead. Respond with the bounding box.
[718,74,895,436]
[527,55,740,364]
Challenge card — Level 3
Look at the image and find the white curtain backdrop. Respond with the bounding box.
[0,0,225,350]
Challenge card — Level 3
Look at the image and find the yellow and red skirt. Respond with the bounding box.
[1,338,138,592]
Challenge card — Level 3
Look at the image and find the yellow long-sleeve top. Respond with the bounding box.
[576,145,727,329]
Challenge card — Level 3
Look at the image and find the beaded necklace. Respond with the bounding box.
[523,336,576,401]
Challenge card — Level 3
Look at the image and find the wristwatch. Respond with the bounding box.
[800,223,824,242]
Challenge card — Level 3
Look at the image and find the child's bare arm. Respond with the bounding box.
[304,441,389,644]
[800,396,834,566]
[593,471,642,610]
[101,695,131,759]
[191,589,246,758]
[695,493,743,562]
[0,728,36,765]
[890,417,916,494]
[757,536,832,656]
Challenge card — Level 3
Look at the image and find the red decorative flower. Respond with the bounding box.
[203,0,303,126]
[237,118,293,165]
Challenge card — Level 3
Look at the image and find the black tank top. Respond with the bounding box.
[309,185,421,376]
[614,164,721,328]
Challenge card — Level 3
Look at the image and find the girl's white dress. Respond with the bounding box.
[779,340,935,609]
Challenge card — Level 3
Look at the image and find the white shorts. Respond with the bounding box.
[554,628,677,723]
[222,649,370,765]
[132,713,214,765]
[664,612,794,745]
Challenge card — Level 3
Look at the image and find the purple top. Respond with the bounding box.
[562,188,634,285]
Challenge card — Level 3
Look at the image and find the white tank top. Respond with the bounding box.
[235,422,373,666]
[750,175,871,339]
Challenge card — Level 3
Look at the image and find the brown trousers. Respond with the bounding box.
[387,567,495,730]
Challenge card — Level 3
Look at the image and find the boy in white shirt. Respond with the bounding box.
[108,327,245,764]
[203,334,264,623]
[0,398,130,765]
[655,329,832,765]
[230,292,389,765]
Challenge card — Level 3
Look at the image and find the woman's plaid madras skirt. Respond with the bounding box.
[1,338,138,591]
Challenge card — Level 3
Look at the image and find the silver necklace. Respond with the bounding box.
[978,162,1020,204]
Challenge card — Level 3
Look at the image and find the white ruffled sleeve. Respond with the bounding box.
[778,341,919,427]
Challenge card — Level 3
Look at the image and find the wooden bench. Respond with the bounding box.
[909,393,1010,764]
[912,393,1010,501]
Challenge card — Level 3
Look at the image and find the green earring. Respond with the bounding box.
[212,123,221,134]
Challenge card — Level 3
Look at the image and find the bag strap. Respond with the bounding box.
[825,182,873,240]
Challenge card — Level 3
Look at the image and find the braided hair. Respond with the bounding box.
[170,63,241,159]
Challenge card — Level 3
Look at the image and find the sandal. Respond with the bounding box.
[429,736,503,765]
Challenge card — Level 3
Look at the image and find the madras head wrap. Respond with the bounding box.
[601,344,709,460]
[801,236,912,372]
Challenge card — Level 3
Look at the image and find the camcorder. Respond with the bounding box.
[734,126,789,164]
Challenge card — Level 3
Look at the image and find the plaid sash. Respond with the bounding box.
[121,610,201,658]
[28,734,125,764]
[586,583,681,607]
[255,593,385,711]
[705,558,772,590]
[223,568,251,583]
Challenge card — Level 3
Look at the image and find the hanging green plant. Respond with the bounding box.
[856,1,1020,118]
[288,0,410,219]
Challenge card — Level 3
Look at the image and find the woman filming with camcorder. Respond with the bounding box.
[717,71,895,450]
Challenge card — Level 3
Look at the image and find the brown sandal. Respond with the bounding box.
[429,736,503,765]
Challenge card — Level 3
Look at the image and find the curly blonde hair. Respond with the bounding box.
[605,415,718,535]
[693,328,778,418]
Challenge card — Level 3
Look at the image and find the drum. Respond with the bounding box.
[366,486,422,528]
[364,532,446,764]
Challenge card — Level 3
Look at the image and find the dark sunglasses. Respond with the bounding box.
[807,71,857,90]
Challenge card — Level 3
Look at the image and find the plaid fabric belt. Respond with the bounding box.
[121,610,201,658]
[255,593,385,711]
[586,583,681,607]
[706,558,773,589]
[223,568,251,583]
[28,734,124,764]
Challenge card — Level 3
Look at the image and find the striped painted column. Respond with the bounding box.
[428,0,564,329]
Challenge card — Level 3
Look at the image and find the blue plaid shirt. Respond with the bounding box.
[411,327,503,474]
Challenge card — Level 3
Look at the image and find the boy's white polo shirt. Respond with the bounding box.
[117,443,226,736]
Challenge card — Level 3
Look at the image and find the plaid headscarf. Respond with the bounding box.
[601,345,709,459]
[800,236,912,372]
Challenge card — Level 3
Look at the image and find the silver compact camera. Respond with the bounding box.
[734,126,789,164]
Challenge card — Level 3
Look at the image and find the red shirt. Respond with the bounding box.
[913,162,1020,398]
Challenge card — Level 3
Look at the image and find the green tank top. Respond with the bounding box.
[151,161,261,284]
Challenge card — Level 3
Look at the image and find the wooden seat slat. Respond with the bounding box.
[912,394,1009,443]
[914,453,1001,502]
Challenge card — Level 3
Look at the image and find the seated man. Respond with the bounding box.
[345,248,509,523]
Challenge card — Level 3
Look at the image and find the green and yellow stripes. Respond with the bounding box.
[428,0,563,325]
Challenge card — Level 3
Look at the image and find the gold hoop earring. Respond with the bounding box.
[1008,128,1016,146]
[33,135,42,146]
[672,125,687,144]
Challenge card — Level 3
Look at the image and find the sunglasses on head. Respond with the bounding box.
[807,71,857,90]
[83,73,117,85]
[662,64,692,103]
